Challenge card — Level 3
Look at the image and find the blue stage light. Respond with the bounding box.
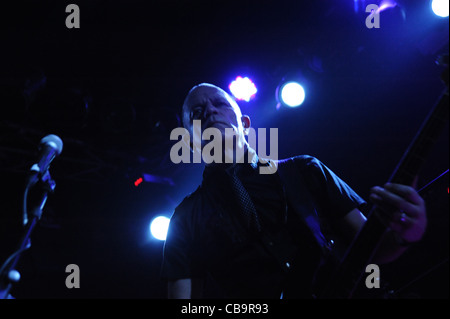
[277,82,305,108]
[150,216,170,241]
[229,76,257,102]
[432,0,449,17]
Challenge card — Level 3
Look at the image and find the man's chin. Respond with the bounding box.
[203,123,231,131]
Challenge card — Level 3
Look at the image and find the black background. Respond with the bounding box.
[0,0,448,299]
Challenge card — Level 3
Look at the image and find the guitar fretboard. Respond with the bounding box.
[390,91,449,185]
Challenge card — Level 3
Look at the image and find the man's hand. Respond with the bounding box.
[369,183,427,244]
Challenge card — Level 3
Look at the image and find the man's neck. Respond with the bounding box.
[205,143,256,169]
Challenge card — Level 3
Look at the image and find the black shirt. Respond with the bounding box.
[161,155,366,298]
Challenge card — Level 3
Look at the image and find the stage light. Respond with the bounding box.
[431,0,449,17]
[229,76,257,102]
[277,81,306,108]
[377,0,397,13]
[150,216,170,241]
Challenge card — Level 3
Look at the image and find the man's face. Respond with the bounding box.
[183,84,244,137]
[181,84,253,164]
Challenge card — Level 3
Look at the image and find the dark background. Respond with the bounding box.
[0,0,448,298]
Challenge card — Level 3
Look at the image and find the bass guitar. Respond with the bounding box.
[317,54,449,299]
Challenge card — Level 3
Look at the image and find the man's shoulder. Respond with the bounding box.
[277,154,321,169]
[175,186,202,212]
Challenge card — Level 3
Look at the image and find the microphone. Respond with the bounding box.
[29,134,63,184]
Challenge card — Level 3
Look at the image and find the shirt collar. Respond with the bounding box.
[202,146,277,181]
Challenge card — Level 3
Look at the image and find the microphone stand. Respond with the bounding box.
[0,170,56,299]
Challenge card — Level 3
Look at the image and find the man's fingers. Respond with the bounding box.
[371,183,425,214]
[370,182,428,243]
[370,186,418,216]
[383,183,424,206]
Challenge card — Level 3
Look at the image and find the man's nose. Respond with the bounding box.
[203,101,218,118]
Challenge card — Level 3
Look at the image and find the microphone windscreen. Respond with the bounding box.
[40,134,64,155]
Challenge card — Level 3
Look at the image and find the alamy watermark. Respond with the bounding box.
[365,4,381,29]
[65,264,80,289]
[65,4,80,29]
[365,263,381,289]
[169,120,278,174]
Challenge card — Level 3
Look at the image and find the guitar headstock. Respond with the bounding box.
[436,54,449,94]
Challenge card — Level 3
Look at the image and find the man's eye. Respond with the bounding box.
[192,108,202,118]
[216,101,229,107]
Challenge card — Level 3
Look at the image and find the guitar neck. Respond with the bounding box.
[389,89,449,185]
[320,88,449,299]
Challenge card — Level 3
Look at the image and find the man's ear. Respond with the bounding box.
[241,115,251,132]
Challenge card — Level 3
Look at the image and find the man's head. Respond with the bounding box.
[177,83,278,173]
[181,83,251,163]
[182,83,250,136]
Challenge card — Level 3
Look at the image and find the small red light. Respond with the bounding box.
[134,177,143,187]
